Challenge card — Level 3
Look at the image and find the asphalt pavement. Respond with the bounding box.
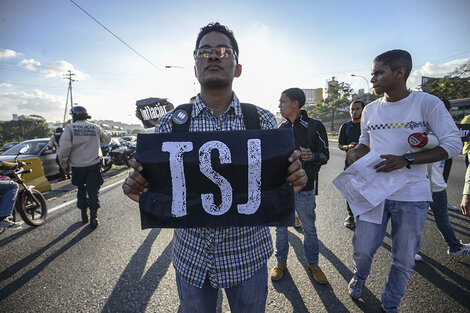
[0,149,469,313]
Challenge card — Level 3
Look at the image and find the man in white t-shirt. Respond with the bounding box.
[345,50,461,313]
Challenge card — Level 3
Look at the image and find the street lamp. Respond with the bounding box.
[351,74,370,103]
[165,65,186,69]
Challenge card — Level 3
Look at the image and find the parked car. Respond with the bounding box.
[0,138,60,179]
[0,141,18,152]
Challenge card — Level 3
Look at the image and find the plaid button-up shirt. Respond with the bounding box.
[155,93,276,288]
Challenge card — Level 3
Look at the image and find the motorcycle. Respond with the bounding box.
[0,146,48,233]
[100,139,136,173]
[100,143,113,173]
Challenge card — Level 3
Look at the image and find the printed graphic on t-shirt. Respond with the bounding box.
[366,120,427,131]
[73,125,97,136]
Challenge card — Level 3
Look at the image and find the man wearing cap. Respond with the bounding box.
[60,106,110,228]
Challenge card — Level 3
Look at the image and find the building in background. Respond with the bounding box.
[302,88,323,106]
[450,98,470,121]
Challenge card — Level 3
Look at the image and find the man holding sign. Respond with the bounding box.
[122,22,306,313]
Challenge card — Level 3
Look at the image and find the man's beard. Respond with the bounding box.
[202,76,231,89]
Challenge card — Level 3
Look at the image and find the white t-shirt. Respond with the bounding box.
[427,160,447,193]
[359,91,461,202]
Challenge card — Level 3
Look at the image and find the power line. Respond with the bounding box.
[69,0,162,71]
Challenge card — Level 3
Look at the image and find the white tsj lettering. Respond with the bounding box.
[238,139,262,215]
[199,141,233,215]
[162,139,262,217]
[162,142,193,217]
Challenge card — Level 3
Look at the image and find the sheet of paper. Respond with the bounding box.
[332,150,408,224]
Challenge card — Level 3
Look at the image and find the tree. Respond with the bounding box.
[421,60,470,100]
[322,79,353,131]
[0,116,52,143]
[351,92,381,105]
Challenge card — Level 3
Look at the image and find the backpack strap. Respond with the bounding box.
[172,103,193,133]
[240,103,261,130]
[172,102,261,132]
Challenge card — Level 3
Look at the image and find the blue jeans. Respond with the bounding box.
[0,180,19,217]
[429,189,461,252]
[275,190,319,265]
[352,199,428,308]
[175,263,268,313]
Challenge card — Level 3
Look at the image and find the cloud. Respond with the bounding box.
[408,58,470,89]
[17,58,89,80]
[19,58,41,71]
[2,48,88,80]
[0,83,12,88]
[0,49,20,59]
[41,60,88,80]
[0,89,64,122]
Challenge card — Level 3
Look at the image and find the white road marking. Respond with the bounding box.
[17,179,125,225]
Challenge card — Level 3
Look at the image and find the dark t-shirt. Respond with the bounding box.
[338,121,361,149]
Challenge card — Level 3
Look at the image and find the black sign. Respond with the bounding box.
[136,98,170,128]
[136,128,295,228]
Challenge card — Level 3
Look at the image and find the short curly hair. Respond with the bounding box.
[374,49,413,81]
[195,22,239,62]
[282,88,306,108]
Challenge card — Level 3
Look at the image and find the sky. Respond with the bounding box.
[0,0,469,124]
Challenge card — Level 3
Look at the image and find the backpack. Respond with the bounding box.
[171,102,260,132]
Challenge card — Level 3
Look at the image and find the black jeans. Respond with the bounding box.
[71,163,103,210]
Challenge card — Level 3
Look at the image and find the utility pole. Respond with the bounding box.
[63,70,76,126]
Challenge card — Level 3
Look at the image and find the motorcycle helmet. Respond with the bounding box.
[55,127,63,134]
[70,105,91,122]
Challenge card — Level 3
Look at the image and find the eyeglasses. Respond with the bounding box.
[193,47,237,60]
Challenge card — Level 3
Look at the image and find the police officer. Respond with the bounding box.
[59,106,111,228]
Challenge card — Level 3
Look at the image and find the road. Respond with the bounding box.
[0,147,469,313]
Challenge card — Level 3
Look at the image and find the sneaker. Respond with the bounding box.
[447,203,460,211]
[294,216,301,228]
[348,275,365,299]
[448,242,470,256]
[414,253,423,261]
[381,303,398,313]
[343,216,355,228]
[0,217,22,229]
[308,264,328,284]
[270,262,286,281]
